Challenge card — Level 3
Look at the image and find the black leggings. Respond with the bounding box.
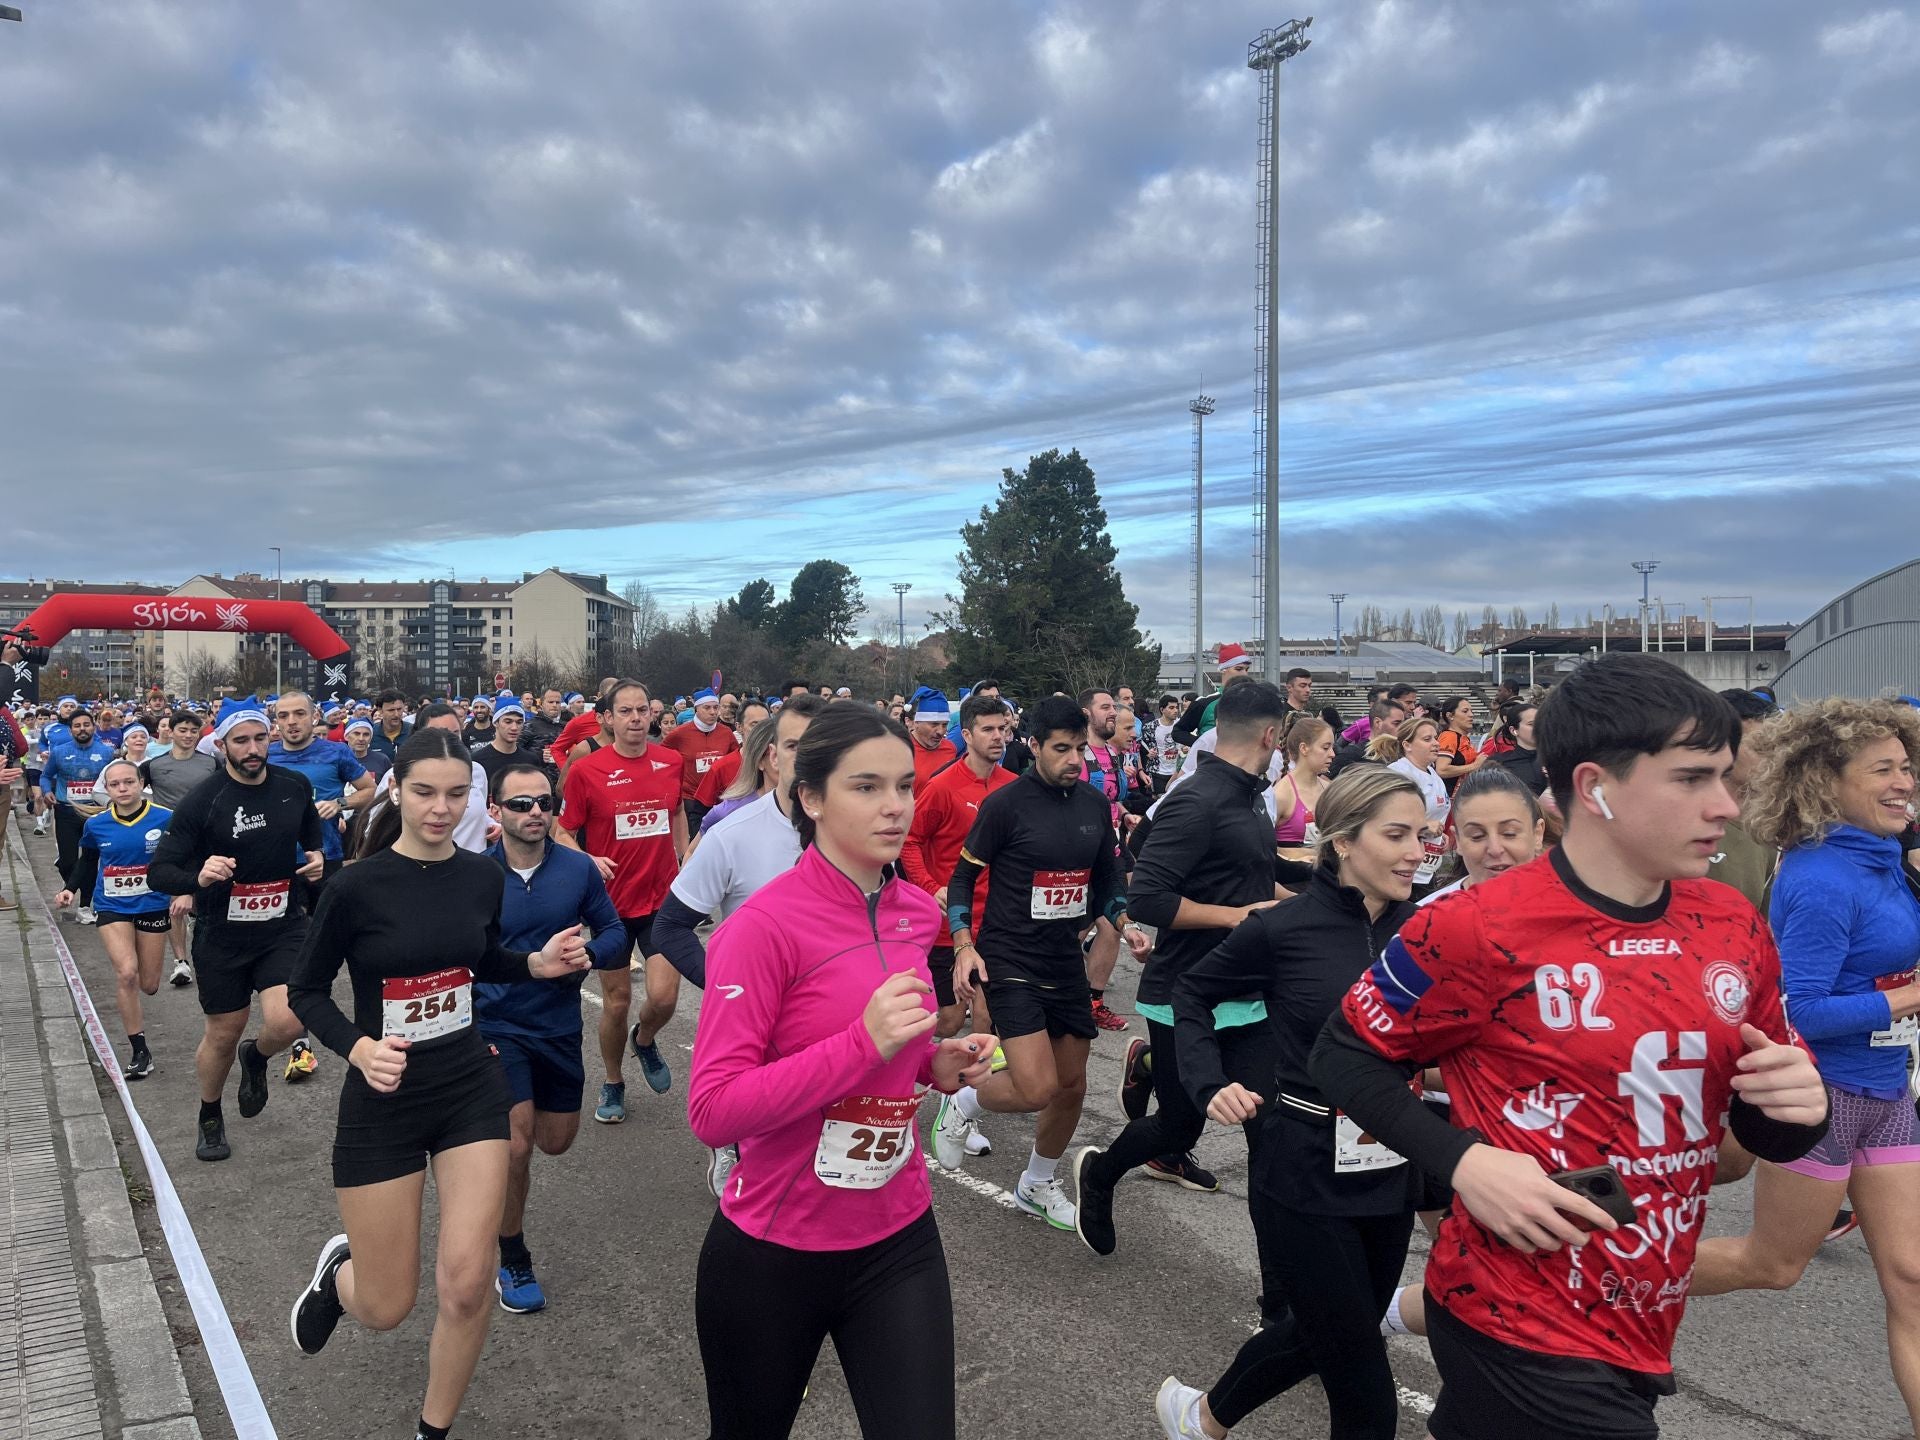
[696,1208,955,1440]
[1207,1201,1414,1438]
[54,803,86,889]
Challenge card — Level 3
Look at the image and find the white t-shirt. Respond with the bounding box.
[1389,758,1451,829]
[669,790,800,923]
[1419,877,1466,907]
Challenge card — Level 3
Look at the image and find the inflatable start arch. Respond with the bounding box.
[4,592,353,709]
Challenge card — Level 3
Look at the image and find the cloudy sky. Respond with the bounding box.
[4,0,1918,653]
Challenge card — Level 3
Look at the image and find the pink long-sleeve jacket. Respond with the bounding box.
[689,843,944,1251]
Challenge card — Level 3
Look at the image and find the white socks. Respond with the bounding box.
[953,1086,983,1122]
[1021,1148,1058,1190]
[1380,1286,1411,1337]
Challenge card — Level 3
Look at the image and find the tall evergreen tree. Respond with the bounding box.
[944,449,1159,697]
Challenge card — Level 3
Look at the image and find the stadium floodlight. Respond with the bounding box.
[1329,593,1346,657]
[1632,560,1660,652]
[1189,394,1216,690]
[1,7,24,21]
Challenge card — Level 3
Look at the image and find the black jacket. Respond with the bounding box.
[1493,744,1545,792]
[1170,692,1221,749]
[1127,751,1283,1007]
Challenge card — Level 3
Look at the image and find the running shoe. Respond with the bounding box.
[167,958,193,988]
[707,1144,739,1200]
[1155,1376,1211,1439]
[1145,1153,1219,1192]
[1014,1174,1077,1231]
[1071,1147,1116,1256]
[291,1234,351,1355]
[594,1081,627,1124]
[75,906,97,926]
[0,896,16,912]
[235,1039,270,1118]
[965,1128,993,1157]
[989,1045,1007,1073]
[1090,998,1129,1032]
[124,1048,154,1082]
[629,1025,672,1094]
[196,1114,230,1162]
[1826,1208,1859,1243]
[931,1093,978,1171]
[496,1260,546,1314]
[283,1038,318,1083]
[1118,1036,1152,1121]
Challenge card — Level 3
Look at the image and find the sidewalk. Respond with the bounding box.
[2,827,201,1440]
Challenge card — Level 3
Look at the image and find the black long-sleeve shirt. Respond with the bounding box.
[289,847,533,1060]
[1175,864,1416,1215]
[148,766,323,930]
[1170,692,1220,749]
[1127,750,1283,1007]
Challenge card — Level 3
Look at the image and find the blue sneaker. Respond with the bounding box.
[630,1028,672,1094]
[496,1261,545,1314]
[594,1081,626,1124]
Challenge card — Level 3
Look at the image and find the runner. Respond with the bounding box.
[661,687,740,833]
[53,759,173,1078]
[1080,687,1134,1033]
[148,704,325,1162]
[0,702,25,913]
[460,697,494,751]
[471,702,529,790]
[1171,643,1255,747]
[557,691,614,783]
[1369,715,1452,889]
[688,714,776,844]
[1272,715,1334,859]
[1152,765,1428,1439]
[344,717,390,784]
[479,761,628,1314]
[555,679,687,1120]
[286,729,592,1440]
[1434,697,1485,793]
[1689,697,1920,1429]
[899,693,1014,1042]
[932,696,1132,1231]
[1076,681,1292,1262]
[39,705,116,920]
[369,690,413,765]
[908,688,962,791]
[657,693,827,1196]
[688,701,995,1439]
[522,689,568,780]
[1313,653,1829,1440]
[270,690,376,1082]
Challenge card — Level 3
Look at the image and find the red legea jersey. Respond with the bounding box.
[662,724,739,806]
[558,744,684,918]
[1342,849,1792,1376]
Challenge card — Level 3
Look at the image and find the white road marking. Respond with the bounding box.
[924,1155,1020,1210]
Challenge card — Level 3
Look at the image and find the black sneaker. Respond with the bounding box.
[1072,1147,1117,1257]
[291,1234,351,1355]
[125,1048,154,1081]
[236,1039,270,1118]
[196,1114,231,1162]
[1117,1036,1152,1122]
[1145,1152,1220,1192]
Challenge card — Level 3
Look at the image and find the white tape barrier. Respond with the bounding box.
[10,831,280,1439]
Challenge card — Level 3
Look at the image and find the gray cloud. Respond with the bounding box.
[2,0,1917,645]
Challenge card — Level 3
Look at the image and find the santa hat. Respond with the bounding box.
[912,687,951,723]
[212,698,270,740]
[1216,642,1253,672]
[693,688,718,705]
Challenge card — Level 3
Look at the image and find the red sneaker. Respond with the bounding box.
[1090,999,1129,1033]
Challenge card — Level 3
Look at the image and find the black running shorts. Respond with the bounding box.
[96,910,171,935]
[930,946,956,1009]
[192,918,307,1017]
[331,1041,512,1188]
[1426,1294,1670,1440]
[487,1030,586,1114]
[981,975,1095,1042]
[622,912,661,960]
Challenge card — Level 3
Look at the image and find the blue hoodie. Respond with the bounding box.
[475,838,627,1040]
[1772,824,1920,1095]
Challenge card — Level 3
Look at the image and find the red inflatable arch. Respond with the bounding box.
[12,592,354,706]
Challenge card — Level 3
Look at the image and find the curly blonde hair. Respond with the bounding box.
[1366,716,1437,765]
[1741,697,1920,850]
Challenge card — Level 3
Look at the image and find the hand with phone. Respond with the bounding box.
[1451,1143,1621,1253]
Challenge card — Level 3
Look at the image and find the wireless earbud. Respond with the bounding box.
[1592,784,1617,822]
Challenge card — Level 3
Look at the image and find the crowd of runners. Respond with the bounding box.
[6,636,1920,1440]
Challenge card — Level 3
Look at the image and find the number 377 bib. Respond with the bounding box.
[814,1094,921,1190]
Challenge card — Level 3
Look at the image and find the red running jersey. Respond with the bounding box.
[558,744,684,918]
[1342,851,1792,1376]
[662,724,739,806]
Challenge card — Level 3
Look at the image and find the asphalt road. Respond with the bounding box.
[14,831,1913,1439]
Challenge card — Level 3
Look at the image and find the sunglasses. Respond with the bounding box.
[499,794,556,813]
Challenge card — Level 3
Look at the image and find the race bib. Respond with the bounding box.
[1872,971,1917,1048]
[102,865,149,899]
[226,880,290,922]
[1031,868,1090,921]
[813,1093,919,1189]
[1412,834,1448,886]
[1334,1112,1408,1175]
[695,755,714,774]
[66,779,95,800]
[613,804,669,841]
[382,966,473,1043]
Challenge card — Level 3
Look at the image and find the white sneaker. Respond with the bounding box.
[168,959,194,988]
[964,1127,992,1157]
[706,1144,738,1200]
[1155,1376,1211,1438]
[1015,1174,1076,1231]
[932,1093,978,1171]
[75,907,97,926]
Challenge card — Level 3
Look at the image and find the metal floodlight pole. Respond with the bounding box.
[1632,560,1659,653]
[1190,393,1215,690]
[1329,593,1346,656]
[1248,17,1312,675]
[272,547,283,692]
[891,583,911,694]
